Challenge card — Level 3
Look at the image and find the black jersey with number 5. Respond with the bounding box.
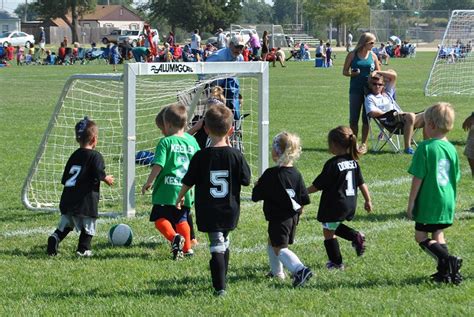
[59,148,107,218]
[312,154,365,222]
[182,146,251,232]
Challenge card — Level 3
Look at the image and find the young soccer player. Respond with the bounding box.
[307,126,372,269]
[407,102,462,284]
[175,104,251,296]
[252,132,313,287]
[142,103,200,260]
[47,117,114,257]
[154,106,198,247]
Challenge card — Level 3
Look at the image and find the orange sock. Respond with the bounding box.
[155,218,176,242]
[175,221,191,252]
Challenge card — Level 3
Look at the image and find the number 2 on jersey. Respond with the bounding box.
[210,170,229,198]
[345,171,355,196]
[65,165,82,187]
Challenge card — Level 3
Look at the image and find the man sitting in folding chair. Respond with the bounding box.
[364,70,424,154]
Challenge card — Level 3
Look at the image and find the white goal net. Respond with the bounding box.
[425,10,474,96]
[22,62,269,217]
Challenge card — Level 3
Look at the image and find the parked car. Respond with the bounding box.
[102,29,133,44]
[0,31,35,48]
[117,30,140,47]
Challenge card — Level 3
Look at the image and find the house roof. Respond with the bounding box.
[50,5,142,26]
[81,5,142,22]
[0,10,20,20]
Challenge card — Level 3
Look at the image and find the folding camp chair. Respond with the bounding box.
[368,109,419,153]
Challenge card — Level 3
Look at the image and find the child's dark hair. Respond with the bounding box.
[205,105,233,137]
[328,126,360,160]
[164,103,188,129]
[75,117,97,145]
[155,106,169,130]
[207,86,225,106]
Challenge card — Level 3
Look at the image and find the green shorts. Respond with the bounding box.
[322,221,342,231]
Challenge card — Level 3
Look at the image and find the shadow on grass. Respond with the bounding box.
[359,211,407,222]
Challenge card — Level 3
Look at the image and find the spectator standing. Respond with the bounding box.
[346,31,353,52]
[217,28,227,49]
[261,30,269,61]
[247,30,261,59]
[343,32,381,154]
[166,31,175,47]
[191,29,202,61]
[39,26,46,52]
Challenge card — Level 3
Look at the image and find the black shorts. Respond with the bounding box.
[415,222,451,233]
[268,214,299,248]
[149,204,189,224]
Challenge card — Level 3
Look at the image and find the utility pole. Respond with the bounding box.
[24,0,28,22]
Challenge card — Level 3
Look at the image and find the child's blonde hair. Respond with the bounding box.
[424,102,455,133]
[164,103,188,130]
[328,126,360,160]
[207,86,225,106]
[272,131,301,166]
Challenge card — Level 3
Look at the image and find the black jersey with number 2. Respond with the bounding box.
[312,154,365,222]
[252,166,310,221]
[182,146,251,232]
[59,148,107,218]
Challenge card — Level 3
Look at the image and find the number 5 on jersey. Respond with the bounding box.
[210,170,229,198]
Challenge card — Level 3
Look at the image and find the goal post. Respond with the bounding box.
[425,10,474,97]
[22,62,270,217]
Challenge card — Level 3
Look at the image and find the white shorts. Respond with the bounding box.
[58,214,96,236]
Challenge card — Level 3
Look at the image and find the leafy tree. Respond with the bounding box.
[14,3,40,22]
[148,0,241,33]
[305,0,369,46]
[34,0,97,43]
[240,0,273,24]
[273,0,297,24]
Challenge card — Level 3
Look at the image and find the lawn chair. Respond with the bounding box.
[368,109,419,153]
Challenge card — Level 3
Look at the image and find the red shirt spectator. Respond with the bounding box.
[6,44,14,60]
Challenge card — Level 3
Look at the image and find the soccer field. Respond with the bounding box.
[0,53,473,315]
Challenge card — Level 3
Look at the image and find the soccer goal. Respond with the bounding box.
[425,10,474,96]
[22,62,269,217]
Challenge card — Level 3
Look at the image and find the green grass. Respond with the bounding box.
[1,54,473,315]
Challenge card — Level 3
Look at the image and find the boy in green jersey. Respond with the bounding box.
[407,102,462,284]
[142,103,200,260]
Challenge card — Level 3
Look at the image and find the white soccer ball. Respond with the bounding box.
[108,224,133,246]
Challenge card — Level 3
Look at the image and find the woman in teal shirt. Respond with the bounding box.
[343,32,381,153]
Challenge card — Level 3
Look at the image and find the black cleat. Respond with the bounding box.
[47,234,59,256]
[171,234,185,260]
[352,232,366,256]
[293,267,313,287]
[448,256,463,285]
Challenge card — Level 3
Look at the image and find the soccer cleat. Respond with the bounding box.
[352,232,366,256]
[47,234,59,256]
[292,267,313,287]
[404,147,415,155]
[326,261,345,270]
[265,271,286,280]
[171,234,185,260]
[184,249,194,258]
[430,271,451,284]
[448,256,463,285]
[76,250,93,257]
[215,289,227,297]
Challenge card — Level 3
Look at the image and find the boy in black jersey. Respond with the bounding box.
[252,132,313,287]
[47,117,114,257]
[308,126,372,269]
[176,105,251,296]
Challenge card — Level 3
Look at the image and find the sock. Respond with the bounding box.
[53,227,73,242]
[278,248,304,274]
[324,238,343,265]
[77,230,93,253]
[154,218,176,242]
[419,239,450,273]
[210,252,226,291]
[335,223,358,242]
[175,221,191,252]
[224,248,230,275]
[267,244,284,276]
[188,213,196,240]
